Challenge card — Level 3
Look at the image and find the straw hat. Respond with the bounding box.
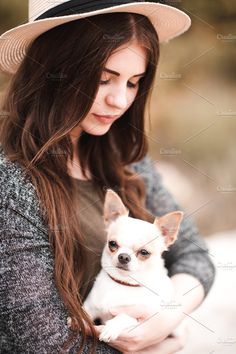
[0,1,191,74]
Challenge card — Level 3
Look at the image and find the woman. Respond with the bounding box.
[0,1,215,353]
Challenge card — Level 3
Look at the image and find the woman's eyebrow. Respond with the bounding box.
[103,67,146,77]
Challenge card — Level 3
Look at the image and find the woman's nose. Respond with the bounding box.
[106,88,128,110]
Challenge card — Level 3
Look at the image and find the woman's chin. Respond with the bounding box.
[85,126,111,136]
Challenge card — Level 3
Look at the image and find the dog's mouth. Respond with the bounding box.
[117,265,129,271]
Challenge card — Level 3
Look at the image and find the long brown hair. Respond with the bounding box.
[0,12,159,354]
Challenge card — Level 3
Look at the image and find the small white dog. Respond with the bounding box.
[83,189,184,343]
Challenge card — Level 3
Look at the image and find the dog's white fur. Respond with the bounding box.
[82,189,184,343]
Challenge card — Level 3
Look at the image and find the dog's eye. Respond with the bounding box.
[139,249,150,257]
[109,241,118,249]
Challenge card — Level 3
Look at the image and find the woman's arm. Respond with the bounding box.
[171,273,204,313]
[0,203,120,354]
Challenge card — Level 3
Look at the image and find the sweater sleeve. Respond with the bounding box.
[130,156,216,298]
[0,203,120,354]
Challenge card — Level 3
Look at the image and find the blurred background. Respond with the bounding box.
[0,1,236,353]
[148,0,236,236]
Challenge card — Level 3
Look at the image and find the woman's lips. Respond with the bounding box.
[93,113,119,124]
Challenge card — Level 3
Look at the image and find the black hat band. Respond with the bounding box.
[34,0,145,21]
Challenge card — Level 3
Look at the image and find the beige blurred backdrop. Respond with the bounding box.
[0,1,236,353]
[147,1,236,237]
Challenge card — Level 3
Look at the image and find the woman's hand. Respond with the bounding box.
[84,304,185,353]
[129,333,188,354]
[130,326,189,354]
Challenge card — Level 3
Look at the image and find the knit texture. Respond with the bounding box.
[0,146,215,353]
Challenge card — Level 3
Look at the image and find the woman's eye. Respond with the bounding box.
[127,81,138,89]
[100,80,109,85]
[99,80,138,89]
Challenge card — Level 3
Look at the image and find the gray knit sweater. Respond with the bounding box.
[0,146,215,353]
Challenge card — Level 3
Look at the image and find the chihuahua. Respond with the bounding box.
[82,189,184,343]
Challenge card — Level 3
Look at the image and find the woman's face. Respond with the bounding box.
[70,41,147,140]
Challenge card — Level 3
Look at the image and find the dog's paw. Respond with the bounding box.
[98,315,138,343]
[99,324,120,342]
[99,327,120,342]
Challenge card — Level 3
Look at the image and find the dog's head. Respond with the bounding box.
[101,189,183,282]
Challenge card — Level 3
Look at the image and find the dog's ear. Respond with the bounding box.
[153,211,184,248]
[104,189,129,225]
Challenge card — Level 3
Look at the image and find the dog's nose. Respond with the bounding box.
[118,253,131,264]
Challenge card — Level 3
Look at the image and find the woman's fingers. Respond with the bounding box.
[173,325,189,349]
[157,335,186,353]
[134,336,185,354]
[126,325,189,354]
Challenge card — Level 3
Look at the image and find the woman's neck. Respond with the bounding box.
[67,157,91,180]
[67,154,91,181]
[67,134,90,180]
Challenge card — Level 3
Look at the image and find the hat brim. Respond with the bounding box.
[0,2,191,74]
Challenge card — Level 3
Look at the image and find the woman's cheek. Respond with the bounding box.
[128,89,139,107]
